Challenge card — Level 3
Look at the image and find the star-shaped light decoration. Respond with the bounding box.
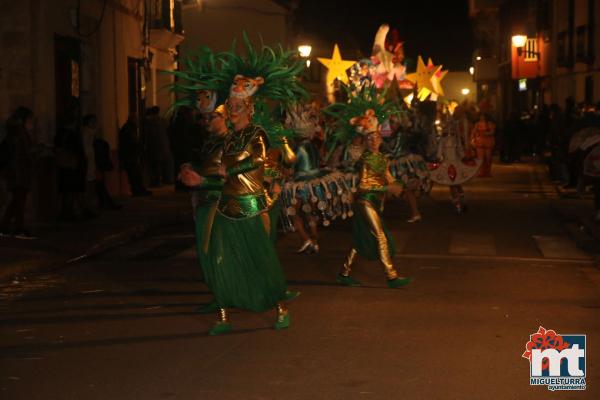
[318,44,357,92]
[431,65,448,97]
[406,55,448,101]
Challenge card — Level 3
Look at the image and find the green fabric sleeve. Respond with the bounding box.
[226,158,258,176]
[195,176,224,190]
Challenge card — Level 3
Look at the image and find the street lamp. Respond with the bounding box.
[461,88,470,96]
[298,45,312,58]
[511,35,528,57]
[298,45,312,68]
[511,35,527,48]
[469,66,474,75]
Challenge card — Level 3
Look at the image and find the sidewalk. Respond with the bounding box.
[0,187,192,282]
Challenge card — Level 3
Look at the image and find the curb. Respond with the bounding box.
[0,212,189,283]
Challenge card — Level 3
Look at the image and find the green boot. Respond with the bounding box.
[274,303,290,330]
[387,276,412,288]
[336,274,361,287]
[274,313,290,330]
[208,321,232,336]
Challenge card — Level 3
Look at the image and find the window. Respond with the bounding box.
[524,38,539,61]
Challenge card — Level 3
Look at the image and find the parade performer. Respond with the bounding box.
[471,113,495,177]
[285,103,323,252]
[385,113,431,223]
[325,84,411,288]
[179,35,306,335]
[168,48,228,314]
[282,103,357,253]
[253,102,297,242]
[429,119,481,214]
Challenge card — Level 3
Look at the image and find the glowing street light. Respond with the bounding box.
[469,66,474,75]
[298,45,312,58]
[476,56,482,61]
[461,88,470,96]
[511,35,527,48]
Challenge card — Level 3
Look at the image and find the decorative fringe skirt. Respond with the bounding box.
[199,210,287,312]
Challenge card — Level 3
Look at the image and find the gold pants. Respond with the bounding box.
[341,200,398,280]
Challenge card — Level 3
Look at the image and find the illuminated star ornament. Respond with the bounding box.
[318,44,357,93]
[406,55,448,101]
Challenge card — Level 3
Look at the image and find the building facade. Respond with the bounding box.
[0,0,183,219]
[470,0,600,123]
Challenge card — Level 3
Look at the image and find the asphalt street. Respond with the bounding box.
[1,163,599,400]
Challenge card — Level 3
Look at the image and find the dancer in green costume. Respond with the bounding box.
[179,35,307,335]
[325,84,411,288]
[169,49,229,314]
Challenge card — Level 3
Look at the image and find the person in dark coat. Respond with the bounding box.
[119,113,151,196]
[168,106,197,192]
[55,108,89,220]
[82,114,122,210]
[144,106,173,187]
[0,107,36,239]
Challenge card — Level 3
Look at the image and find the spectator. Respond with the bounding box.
[168,106,196,192]
[81,114,100,217]
[55,104,90,220]
[471,113,496,177]
[144,106,173,187]
[119,113,152,197]
[92,120,122,211]
[535,104,550,158]
[0,107,36,239]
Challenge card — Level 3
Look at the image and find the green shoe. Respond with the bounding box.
[274,313,290,330]
[387,277,412,288]
[336,274,361,287]
[194,299,218,314]
[284,290,301,302]
[208,321,232,336]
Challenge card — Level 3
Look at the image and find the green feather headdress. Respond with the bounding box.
[323,82,398,146]
[166,46,228,115]
[214,32,308,106]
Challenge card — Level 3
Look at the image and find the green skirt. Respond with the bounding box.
[268,200,281,243]
[195,204,216,274]
[351,200,396,261]
[202,211,287,312]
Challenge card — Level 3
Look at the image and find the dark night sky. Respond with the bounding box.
[293,0,474,71]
